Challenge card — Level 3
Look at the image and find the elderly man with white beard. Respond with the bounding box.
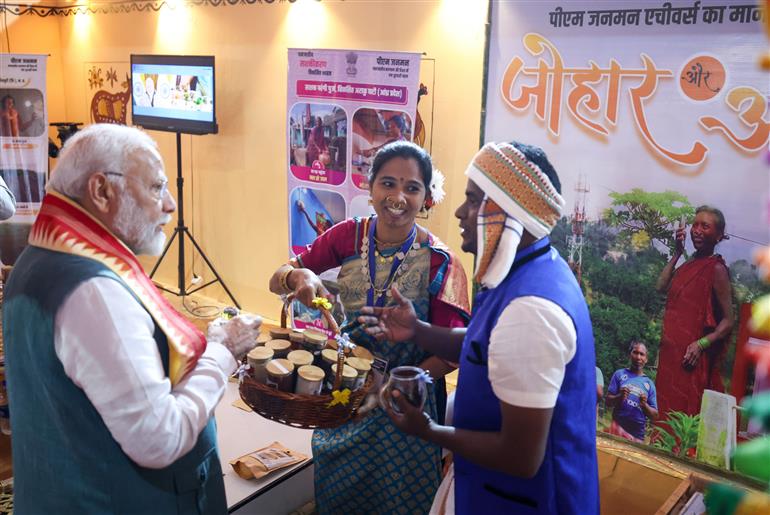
[3,123,259,514]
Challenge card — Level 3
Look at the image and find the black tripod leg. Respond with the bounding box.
[184,228,241,309]
[149,228,179,278]
[150,133,240,308]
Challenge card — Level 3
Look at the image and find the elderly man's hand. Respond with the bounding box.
[207,314,262,360]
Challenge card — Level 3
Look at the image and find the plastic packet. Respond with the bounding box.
[229,441,308,480]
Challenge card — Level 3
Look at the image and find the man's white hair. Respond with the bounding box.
[47,123,161,200]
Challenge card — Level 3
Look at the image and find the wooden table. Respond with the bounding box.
[215,381,314,513]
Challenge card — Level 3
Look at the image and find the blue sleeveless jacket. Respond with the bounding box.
[3,246,226,514]
[453,238,599,514]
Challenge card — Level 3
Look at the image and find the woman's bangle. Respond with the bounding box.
[697,337,711,350]
[278,266,294,293]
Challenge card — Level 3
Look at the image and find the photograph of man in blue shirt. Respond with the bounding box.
[605,342,659,442]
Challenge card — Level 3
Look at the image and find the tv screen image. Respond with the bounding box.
[130,55,217,134]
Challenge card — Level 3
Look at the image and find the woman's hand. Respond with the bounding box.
[289,268,330,307]
[358,286,418,342]
[682,341,703,369]
[350,392,379,423]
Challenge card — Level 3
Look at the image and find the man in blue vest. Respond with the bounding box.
[361,141,599,514]
[3,124,260,514]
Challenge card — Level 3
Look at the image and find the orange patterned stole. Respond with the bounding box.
[28,192,206,385]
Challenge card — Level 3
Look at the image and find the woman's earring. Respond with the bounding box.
[367,198,373,206]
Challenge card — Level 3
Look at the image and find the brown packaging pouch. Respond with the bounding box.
[229,441,309,480]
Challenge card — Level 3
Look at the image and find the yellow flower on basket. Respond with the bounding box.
[312,297,333,311]
[327,389,351,408]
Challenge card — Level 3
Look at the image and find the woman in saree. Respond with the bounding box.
[270,141,470,515]
[655,205,734,420]
[306,116,328,165]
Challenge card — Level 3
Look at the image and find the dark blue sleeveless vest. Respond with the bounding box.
[453,238,599,514]
[3,246,227,514]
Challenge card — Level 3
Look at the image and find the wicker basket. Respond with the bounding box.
[239,298,374,429]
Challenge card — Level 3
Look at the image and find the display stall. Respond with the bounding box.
[0,1,769,514]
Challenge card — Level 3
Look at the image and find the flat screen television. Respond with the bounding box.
[130,54,218,135]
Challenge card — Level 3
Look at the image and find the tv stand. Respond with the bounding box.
[149,132,240,308]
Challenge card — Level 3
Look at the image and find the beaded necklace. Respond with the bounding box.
[360,217,420,307]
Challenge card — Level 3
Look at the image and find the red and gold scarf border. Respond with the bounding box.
[28,192,206,385]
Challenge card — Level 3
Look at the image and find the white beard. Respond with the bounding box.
[113,193,169,256]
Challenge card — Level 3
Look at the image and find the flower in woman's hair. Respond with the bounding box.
[428,168,446,207]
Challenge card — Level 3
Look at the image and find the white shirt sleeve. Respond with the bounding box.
[488,296,577,409]
[54,277,237,469]
[0,175,16,221]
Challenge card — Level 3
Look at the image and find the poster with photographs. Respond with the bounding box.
[286,48,421,333]
[484,1,768,468]
[0,54,48,264]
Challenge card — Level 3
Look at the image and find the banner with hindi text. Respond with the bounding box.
[485,1,768,468]
[0,53,48,264]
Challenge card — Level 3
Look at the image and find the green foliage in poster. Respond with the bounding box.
[652,411,701,457]
[604,188,694,255]
[552,187,769,393]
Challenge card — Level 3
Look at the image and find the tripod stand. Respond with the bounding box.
[150,132,240,309]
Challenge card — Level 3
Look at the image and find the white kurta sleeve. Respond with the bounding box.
[488,296,577,409]
[54,277,236,469]
[0,175,16,221]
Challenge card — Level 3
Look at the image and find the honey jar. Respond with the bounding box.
[295,365,324,395]
[346,357,371,390]
[320,348,342,377]
[265,359,295,392]
[269,327,292,340]
[329,363,358,391]
[289,331,305,349]
[246,346,274,383]
[352,345,374,364]
[265,339,292,359]
[287,349,314,369]
[302,329,327,353]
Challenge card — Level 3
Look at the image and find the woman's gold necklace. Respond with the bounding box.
[361,224,420,300]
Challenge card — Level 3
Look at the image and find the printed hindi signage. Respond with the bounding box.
[0,54,48,264]
[548,2,763,29]
[485,1,767,463]
[286,48,421,332]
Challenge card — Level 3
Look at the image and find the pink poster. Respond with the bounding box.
[286,49,421,332]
